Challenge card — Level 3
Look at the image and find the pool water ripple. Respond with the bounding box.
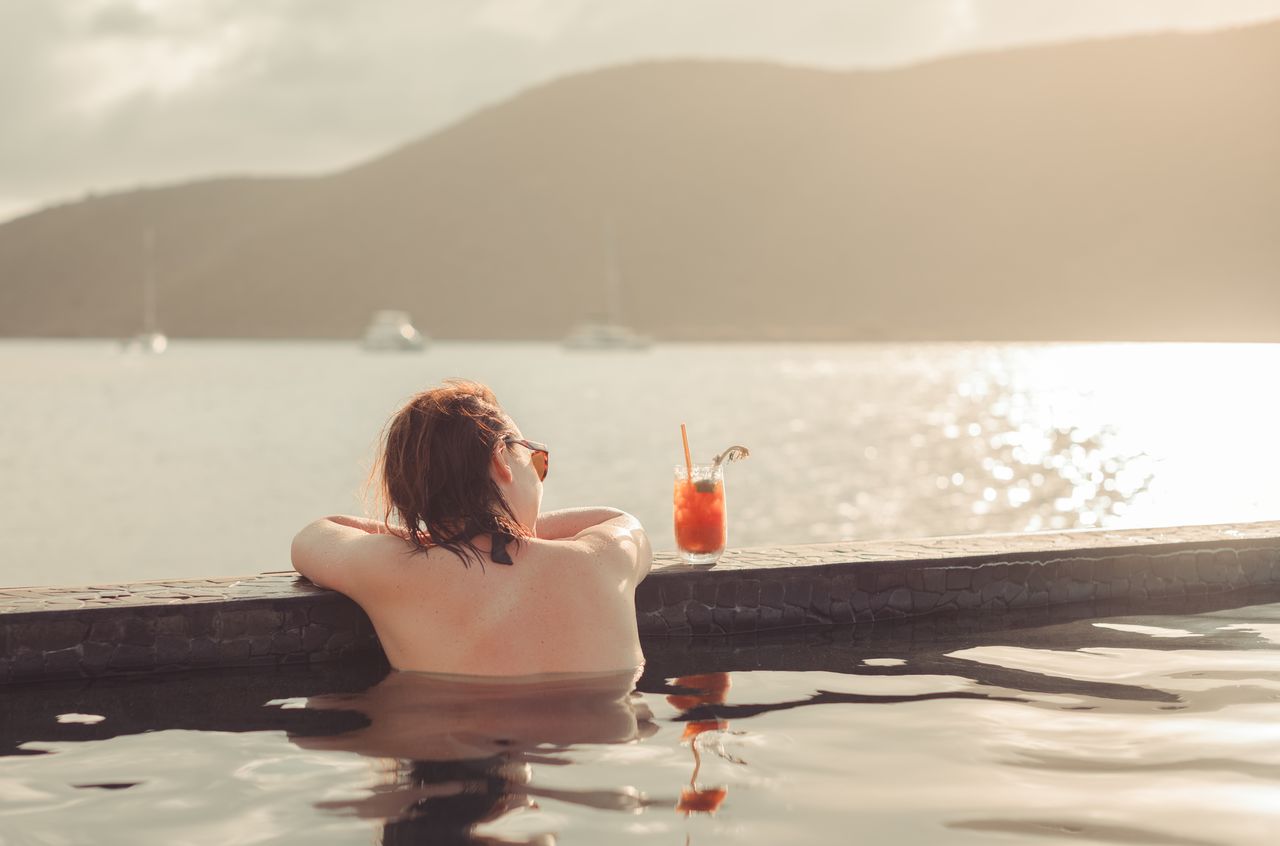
[4,596,1280,844]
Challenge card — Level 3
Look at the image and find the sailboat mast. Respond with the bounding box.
[606,219,622,325]
[142,226,157,335]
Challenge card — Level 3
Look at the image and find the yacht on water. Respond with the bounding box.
[122,227,168,354]
[122,331,168,354]
[563,321,651,350]
[362,310,428,351]
[562,222,652,351]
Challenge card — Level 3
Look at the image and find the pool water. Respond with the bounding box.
[4,592,1280,845]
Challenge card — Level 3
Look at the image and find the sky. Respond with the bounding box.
[4,0,1280,223]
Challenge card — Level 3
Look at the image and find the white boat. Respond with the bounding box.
[122,227,167,354]
[122,331,168,354]
[362,310,427,351]
[563,321,651,350]
[563,221,651,351]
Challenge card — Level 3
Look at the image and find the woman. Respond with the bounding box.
[291,380,652,677]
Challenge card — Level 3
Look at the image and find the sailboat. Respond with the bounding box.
[563,222,652,351]
[122,227,168,354]
[362,310,428,351]
[562,321,650,349]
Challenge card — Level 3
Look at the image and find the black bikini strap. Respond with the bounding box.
[490,532,515,565]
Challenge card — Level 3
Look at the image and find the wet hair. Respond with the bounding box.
[373,379,528,566]
[380,756,514,846]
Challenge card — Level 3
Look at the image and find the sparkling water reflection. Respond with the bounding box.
[0,341,1276,585]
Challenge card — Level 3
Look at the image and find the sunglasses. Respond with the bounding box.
[503,436,549,481]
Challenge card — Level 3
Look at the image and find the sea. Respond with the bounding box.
[1,340,1277,588]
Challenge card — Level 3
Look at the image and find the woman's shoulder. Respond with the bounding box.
[522,522,652,582]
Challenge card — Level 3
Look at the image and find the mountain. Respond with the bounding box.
[2,22,1278,341]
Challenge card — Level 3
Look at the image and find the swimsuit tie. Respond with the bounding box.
[490,532,515,565]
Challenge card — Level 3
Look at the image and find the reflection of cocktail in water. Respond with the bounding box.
[674,424,749,566]
[674,463,727,565]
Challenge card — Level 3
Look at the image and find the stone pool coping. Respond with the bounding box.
[3,520,1279,684]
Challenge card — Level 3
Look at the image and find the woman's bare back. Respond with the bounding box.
[292,511,651,676]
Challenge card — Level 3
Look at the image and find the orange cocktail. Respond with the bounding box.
[674,463,727,565]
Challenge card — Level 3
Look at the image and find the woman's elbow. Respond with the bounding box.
[635,529,654,582]
[290,525,328,588]
[617,521,653,583]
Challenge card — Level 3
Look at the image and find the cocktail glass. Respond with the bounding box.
[674,462,727,566]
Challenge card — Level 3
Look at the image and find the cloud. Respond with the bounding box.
[85,1,160,36]
[474,0,592,42]
[3,0,1280,222]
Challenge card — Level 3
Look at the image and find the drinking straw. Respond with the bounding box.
[680,423,693,485]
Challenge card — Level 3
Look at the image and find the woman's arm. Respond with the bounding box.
[568,511,653,583]
[290,515,406,590]
[325,514,409,537]
[535,507,628,540]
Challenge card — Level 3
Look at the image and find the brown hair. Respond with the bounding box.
[374,379,527,566]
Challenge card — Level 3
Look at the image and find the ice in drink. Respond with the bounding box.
[674,463,726,565]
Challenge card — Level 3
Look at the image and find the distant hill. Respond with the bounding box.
[2,22,1278,341]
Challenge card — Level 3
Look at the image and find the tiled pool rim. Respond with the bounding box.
[2,521,1279,684]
